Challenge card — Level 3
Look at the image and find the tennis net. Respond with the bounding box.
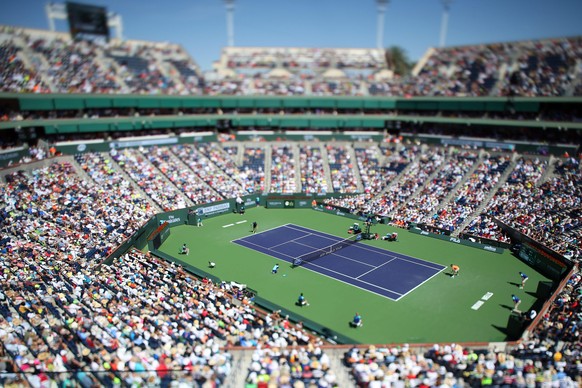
[292,234,360,267]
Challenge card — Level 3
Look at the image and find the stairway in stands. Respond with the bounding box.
[451,155,517,236]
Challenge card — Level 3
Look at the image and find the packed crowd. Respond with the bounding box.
[485,158,581,260]
[0,141,580,386]
[311,80,364,96]
[241,146,267,193]
[111,147,190,211]
[245,343,339,387]
[222,47,385,73]
[30,37,121,94]
[9,142,580,261]
[368,147,446,219]
[245,77,308,96]
[2,25,579,96]
[197,142,258,195]
[0,247,239,387]
[299,144,328,195]
[355,145,400,195]
[319,146,581,262]
[500,38,582,97]
[270,144,298,193]
[425,155,513,233]
[417,43,511,96]
[368,37,581,97]
[391,150,478,226]
[111,54,176,95]
[327,144,359,193]
[2,161,153,262]
[0,157,329,387]
[496,158,582,259]
[0,26,204,95]
[171,143,248,201]
[0,40,49,93]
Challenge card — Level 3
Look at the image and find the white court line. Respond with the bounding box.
[482,292,494,301]
[305,260,404,296]
[230,223,294,242]
[222,224,234,228]
[269,233,316,250]
[395,266,446,301]
[232,223,441,301]
[235,220,247,224]
[235,238,296,260]
[471,301,485,310]
[234,234,403,298]
[284,224,444,270]
[356,258,397,279]
[278,240,377,268]
[290,236,440,273]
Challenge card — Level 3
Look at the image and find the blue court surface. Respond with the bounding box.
[232,224,445,301]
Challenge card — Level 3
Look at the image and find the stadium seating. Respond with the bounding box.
[1,25,580,96]
[487,158,581,260]
[299,144,328,194]
[0,21,581,388]
[0,139,580,386]
[0,39,49,93]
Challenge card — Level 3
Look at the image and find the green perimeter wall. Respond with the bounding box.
[44,132,576,166]
[7,93,575,112]
[1,93,581,134]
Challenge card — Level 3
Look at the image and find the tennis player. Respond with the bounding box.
[450,264,460,278]
[251,221,258,233]
[272,264,279,274]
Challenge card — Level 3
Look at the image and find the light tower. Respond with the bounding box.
[439,0,453,48]
[224,0,235,47]
[376,0,389,49]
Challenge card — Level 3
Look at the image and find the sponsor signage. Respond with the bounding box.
[440,138,515,151]
[196,202,231,216]
[159,215,181,224]
[266,200,284,208]
[0,152,19,161]
[110,137,179,149]
[409,227,504,254]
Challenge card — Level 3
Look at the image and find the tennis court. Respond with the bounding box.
[233,224,446,301]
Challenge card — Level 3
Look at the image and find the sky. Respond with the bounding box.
[1,0,581,71]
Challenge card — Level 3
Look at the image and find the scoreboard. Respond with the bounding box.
[67,2,110,40]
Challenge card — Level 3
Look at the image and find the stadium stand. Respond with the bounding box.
[1,143,580,387]
[299,144,329,195]
[1,25,580,97]
[0,38,49,94]
[0,19,581,387]
[485,157,581,260]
